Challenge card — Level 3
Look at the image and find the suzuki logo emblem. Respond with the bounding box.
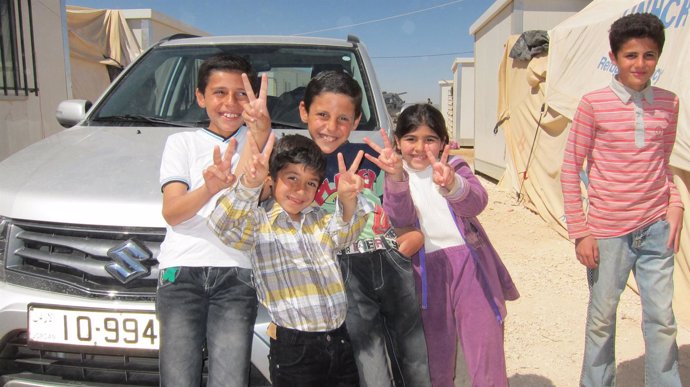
[106,239,154,284]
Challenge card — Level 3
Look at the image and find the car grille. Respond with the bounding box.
[0,331,271,386]
[1,330,160,385]
[3,220,164,300]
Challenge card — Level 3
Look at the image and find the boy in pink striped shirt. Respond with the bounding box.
[561,13,684,387]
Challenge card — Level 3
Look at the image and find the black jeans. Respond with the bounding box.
[156,266,258,387]
[268,324,359,387]
[340,249,431,387]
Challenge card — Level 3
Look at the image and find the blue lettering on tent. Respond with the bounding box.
[661,0,680,26]
[624,0,688,28]
[675,0,689,28]
[648,0,664,15]
[597,56,618,74]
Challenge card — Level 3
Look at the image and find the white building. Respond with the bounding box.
[0,1,206,161]
[468,0,591,180]
[451,58,474,147]
[438,79,453,138]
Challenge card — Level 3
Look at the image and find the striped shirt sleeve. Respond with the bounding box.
[666,95,683,209]
[327,195,370,249]
[207,181,259,251]
[561,97,595,239]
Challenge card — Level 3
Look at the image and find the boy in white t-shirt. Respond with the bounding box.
[157,54,269,387]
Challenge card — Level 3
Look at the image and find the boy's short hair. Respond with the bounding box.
[197,55,257,93]
[609,13,665,55]
[303,70,363,118]
[269,134,327,182]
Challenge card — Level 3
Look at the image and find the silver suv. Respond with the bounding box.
[0,34,390,386]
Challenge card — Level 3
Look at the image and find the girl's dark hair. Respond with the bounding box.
[269,134,327,182]
[609,13,665,56]
[303,70,363,118]
[394,104,449,145]
[197,55,257,93]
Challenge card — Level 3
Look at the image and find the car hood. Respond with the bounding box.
[0,125,188,227]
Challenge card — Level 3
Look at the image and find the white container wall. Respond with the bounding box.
[469,0,591,180]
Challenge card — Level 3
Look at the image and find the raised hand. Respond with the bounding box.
[241,131,276,188]
[241,73,271,134]
[425,144,455,189]
[336,150,365,203]
[203,138,237,195]
[363,128,403,181]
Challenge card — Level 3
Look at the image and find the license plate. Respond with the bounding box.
[28,304,159,351]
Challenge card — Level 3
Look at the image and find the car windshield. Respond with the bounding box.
[89,43,377,131]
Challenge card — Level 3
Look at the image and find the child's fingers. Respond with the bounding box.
[363,137,383,154]
[354,175,364,192]
[224,139,237,162]
[364,153,386,170]
[212,145,222,166]
[241,73,257,102]
[349,150,364,174]
[425,149,438,165]
[380,128,394,150]
[206,166,226,182]
[258,73,268,102]
[263,132,276,158]
[247,132,259,155]
[439,144,450,165]
[337,152,347,174]
[442,166,453,187]
[241,108,257,124]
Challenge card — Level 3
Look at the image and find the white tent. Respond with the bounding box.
[498,0,690,327]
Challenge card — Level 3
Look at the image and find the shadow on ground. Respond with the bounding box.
[616,344,690,386]
[508,374,556,387]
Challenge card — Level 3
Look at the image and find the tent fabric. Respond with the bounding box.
[497,35,571,238]
[497,0,690,328]
[66,6,142,102]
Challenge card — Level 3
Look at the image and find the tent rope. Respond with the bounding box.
[516,103,547,204]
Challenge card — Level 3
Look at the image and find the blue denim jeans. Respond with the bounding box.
[268,324,359,387]
[581,220,681,387]
[340,249,431,387]
[156,266,258,387]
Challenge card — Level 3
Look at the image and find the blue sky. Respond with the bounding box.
[66,0,496,104]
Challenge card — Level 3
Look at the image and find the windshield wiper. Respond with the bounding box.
[92,115,196,127]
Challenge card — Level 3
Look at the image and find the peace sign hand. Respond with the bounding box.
[241,131,276,189]
[336,150,365,204]
[426,144,455,190]
[363,128,404,181]
[203,138,237,195]
[241,73,271,134]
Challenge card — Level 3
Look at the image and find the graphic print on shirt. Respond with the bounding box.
[315,167,390,240]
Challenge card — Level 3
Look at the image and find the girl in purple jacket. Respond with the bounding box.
[364,103,519,387]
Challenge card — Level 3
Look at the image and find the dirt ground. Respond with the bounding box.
[450,150,690,387]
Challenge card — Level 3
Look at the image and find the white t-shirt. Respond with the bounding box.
[405,164,465,254]
[158,127,250,269]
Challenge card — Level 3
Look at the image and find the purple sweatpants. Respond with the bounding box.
[414,244,508,387]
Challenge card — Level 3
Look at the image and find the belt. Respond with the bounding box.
[341,236,399,255]
[267,322,348,344]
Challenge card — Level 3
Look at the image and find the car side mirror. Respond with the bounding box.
[56,99,92,128]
